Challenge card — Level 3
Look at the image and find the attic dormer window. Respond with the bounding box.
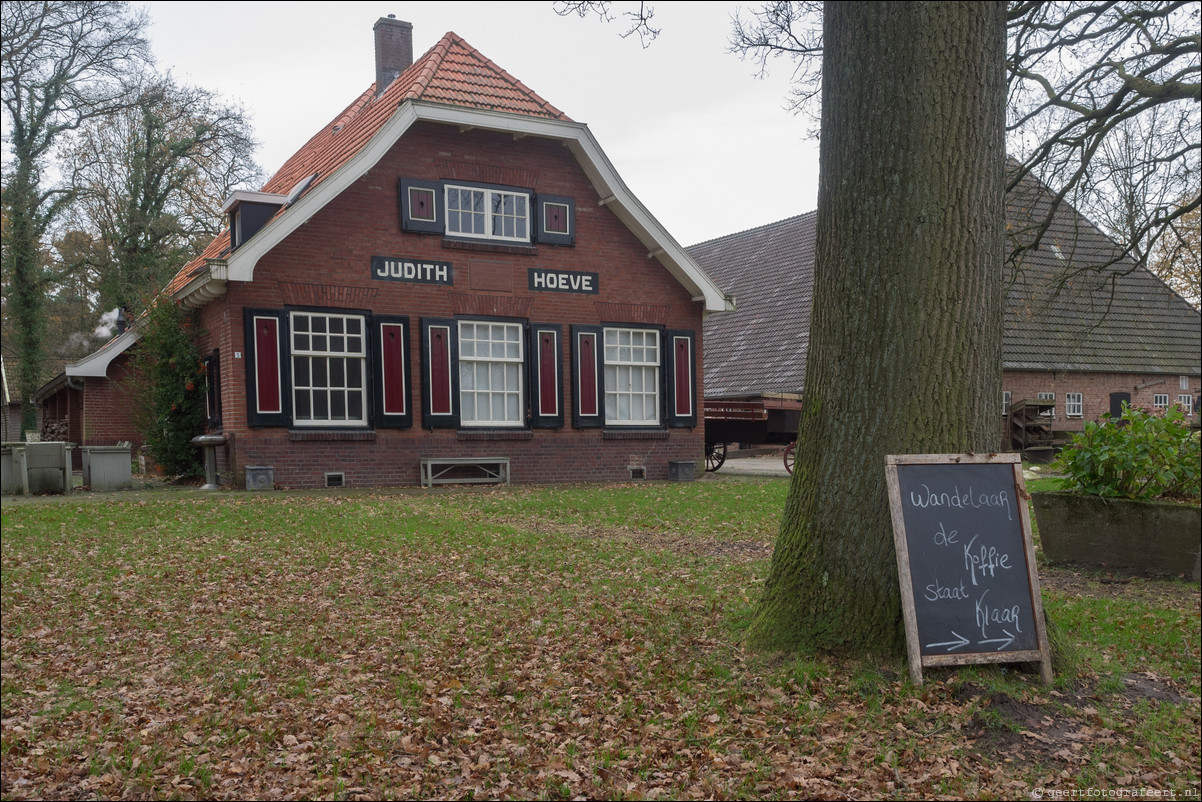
[446,183,530,243]
[223,190,289,250]
[399,177,574,246]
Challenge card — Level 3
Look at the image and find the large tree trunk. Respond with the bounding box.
[745,1,1007,655]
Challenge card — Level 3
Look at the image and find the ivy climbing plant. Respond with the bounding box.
[130,300,207,478]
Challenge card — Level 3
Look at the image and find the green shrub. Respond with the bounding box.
[130,299,207,478]
[1053,402,1200,500]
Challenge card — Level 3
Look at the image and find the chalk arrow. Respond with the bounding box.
[926,631,970,652]
[979,630,1015,651]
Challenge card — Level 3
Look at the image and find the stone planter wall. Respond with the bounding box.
[1032,492,1201,581]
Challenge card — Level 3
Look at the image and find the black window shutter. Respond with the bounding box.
[420,317,459,429]
[244,308,291,428]
[570,324,604,428]
[664,329,697,428]
[204,350,222,429]
[399,178,444,234]
[534,194,575,246]
[372,315,412,429]
[529,323,564,429]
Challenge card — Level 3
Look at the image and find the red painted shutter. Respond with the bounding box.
[674,336,692,417]
[254,316,281,414]
[381,323,406,415]
[429,325,452,416]
[665,330,697,428]
[578,331,598,417]
[538,330,557,416]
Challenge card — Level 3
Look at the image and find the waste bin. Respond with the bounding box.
[1,444,16,495]
[6,441,73,495]
[82,445,133,491]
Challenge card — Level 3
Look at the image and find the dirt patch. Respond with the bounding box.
[1038,565,1200,612]
[965,670,1193,766]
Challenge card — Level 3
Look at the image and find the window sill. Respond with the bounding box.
[289,429,377,442]
[458,429,534,441]
[442,238,537,256]
[602,429,669,440]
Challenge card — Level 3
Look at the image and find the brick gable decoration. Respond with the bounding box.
[67,16,731,489]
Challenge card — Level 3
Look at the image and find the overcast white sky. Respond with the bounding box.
[142,1,820,247]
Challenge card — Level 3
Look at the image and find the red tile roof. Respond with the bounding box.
[164,32,569,299]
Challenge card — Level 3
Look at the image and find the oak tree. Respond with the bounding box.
[64,77,262,315]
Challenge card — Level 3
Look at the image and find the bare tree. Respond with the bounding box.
[1,0,150,433]
[63,77,263,315]
[553,1,662,47]
[1149,200,1201,307]
[1005,1,1200,274]
[727,1,1200,276]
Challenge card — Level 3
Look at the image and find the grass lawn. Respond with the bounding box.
[2,477,1198,800]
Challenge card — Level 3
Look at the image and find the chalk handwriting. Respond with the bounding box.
[963,534,1013,586]
[974,589,1022,639]
[908,483,1014,521]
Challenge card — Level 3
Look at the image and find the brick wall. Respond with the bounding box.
[1003,369,1201,432]
[81,354,144,450]
[196,122,707,488]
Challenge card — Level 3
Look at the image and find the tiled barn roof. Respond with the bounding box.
[692,174,1201,399]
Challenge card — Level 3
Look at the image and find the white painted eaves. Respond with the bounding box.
[191,100,732,314]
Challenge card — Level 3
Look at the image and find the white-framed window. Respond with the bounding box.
[1065,392,1083,417]
[1178,395,1194,415]
[1181,376,1191,391]
[459,321,524,426]
[604,327,660,426]
[1153,393,1169,410]
[290,311,367,426]
[1002,390,1011,417]
[445,184,529,243]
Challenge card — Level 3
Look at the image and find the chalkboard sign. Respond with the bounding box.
[885,454,1052,685]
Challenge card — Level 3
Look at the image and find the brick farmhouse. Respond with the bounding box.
[48,17,732,488]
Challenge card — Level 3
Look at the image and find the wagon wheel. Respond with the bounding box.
[783,441,796,475]
[705,442,727,472]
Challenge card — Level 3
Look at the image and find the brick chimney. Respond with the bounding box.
[374,15,413,98]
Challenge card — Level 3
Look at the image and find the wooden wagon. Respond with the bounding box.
[703,394,803,473]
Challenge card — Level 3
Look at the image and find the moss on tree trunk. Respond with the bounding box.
[746,1,1007,656]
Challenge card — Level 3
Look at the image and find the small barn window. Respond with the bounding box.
[1065,392,1083,418]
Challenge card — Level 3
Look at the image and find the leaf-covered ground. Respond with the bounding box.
[2,481,1198,800]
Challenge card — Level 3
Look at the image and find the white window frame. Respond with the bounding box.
[458,321,525,427]
[444,184,530,243]
[290,311,368,427]
[1181,376,1190,391]
[1177,395,1194,415]
[1153,393,1169,410]
[1002,390,1011,417]
[1065,392,1083,418]
[604,327,660,426]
